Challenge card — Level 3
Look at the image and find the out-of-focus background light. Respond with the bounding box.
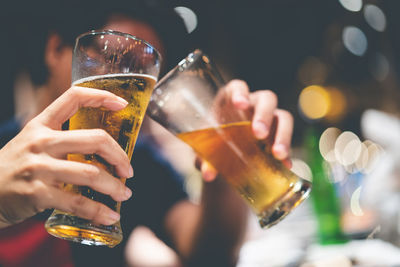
[298,85,331,120]
[339,0,363,12]
[342,26,368,56]
[364,4,387,32]
[319,127,341,163]
[174,6,198,34]
[350,186,364,216]
[298,85,347,122]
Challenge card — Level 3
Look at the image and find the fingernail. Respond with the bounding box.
[273,144,288,160]
[116,96,128,106]
[128,165,134,177]
[104,98,128,110]
[201,163,217,182]
[125,187,132,199]
[253,121,269,139]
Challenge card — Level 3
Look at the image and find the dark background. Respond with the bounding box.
[171,0,400,144]
[2,0,400,145]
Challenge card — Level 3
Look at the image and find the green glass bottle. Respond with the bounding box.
[305,127,348,245]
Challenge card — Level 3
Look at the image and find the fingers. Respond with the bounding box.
[36,86,128,129]
[271,109,294,161]
[43,159,132,202]
[200,161,218,182]
[47,188,121,225]
[249,90,278,139]
[48,129,133,178]
[223,80,251,109]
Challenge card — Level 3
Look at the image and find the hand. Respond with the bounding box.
[0,86,134,228]
[199,79,294,182]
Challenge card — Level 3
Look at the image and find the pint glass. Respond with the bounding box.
[45,30,161,247]
[147,50,311,228]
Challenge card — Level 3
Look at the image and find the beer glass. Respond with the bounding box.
[45,30,161,247]
[147,50,311,228]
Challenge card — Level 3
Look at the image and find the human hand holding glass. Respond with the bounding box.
[0,87,132,229]
[147,50,311,227]
[45,30,161,247]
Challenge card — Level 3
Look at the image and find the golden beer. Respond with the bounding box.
[45,73,156,247]
[177,121,311,227]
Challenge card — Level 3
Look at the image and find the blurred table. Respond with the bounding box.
[237,200,400,267]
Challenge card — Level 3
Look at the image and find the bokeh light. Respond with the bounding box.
[334,131,361,166]
[297,57,328,85]
[364,4,386,32]
[369,53,390,81]
[342,26,368,56]
[299,86,347,122]
[319,127,342,163]
[339,0,363,12]
[350,186,364,216]
[355,141,369,171]
[298,85,330,120]
[174,6,198,34]
[363,142,384,174]
[324,88,347,122]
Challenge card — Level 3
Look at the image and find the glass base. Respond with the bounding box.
[45,210,122,248]
[258,178,312,228]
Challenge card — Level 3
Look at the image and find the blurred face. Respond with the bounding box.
[104,15,165,62]
[45,15,165,102]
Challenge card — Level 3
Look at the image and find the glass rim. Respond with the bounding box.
[76,29,162,61]
[177,49,204,71]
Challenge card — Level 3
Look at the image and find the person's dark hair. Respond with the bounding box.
[4,0,190,87]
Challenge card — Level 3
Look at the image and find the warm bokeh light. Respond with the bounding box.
[174,6,198,34]
[299,85,347,122]
[319,127,342,163]
[355,141,369,172]
[325,88,347,122]
[342,26,368,56]
[334,131,361,166]
[363,142,384,174]
[350,186,364,216]
[298,85,330,120]
[364,4,386,32]
[291,158,313,182]
[339,0,363,12]
[297,57,328,85]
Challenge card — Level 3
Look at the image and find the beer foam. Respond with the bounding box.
[72,73,157,86]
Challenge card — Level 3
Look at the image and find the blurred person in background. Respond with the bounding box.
[0,0,295,266]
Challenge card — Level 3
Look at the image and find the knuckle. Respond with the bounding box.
[262,90,278,105]
[26,129,54,153]
[228,79,248,90]
[68,86,82,97]
[24,180,48,206]
[69,194,87,214]
[20,155,44,178]
[278,109,293,122]
[91,203,105,221]
[83,165,100,180]
[93,129,111,143]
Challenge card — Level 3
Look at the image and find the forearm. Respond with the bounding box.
[190,178,248,265]
[166,178,248,266]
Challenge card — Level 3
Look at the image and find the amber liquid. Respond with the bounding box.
[45,73,156,247]
[177,121,302,215]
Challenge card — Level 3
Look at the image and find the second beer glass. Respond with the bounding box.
[147,50,311,229]
[45,30,161,247]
